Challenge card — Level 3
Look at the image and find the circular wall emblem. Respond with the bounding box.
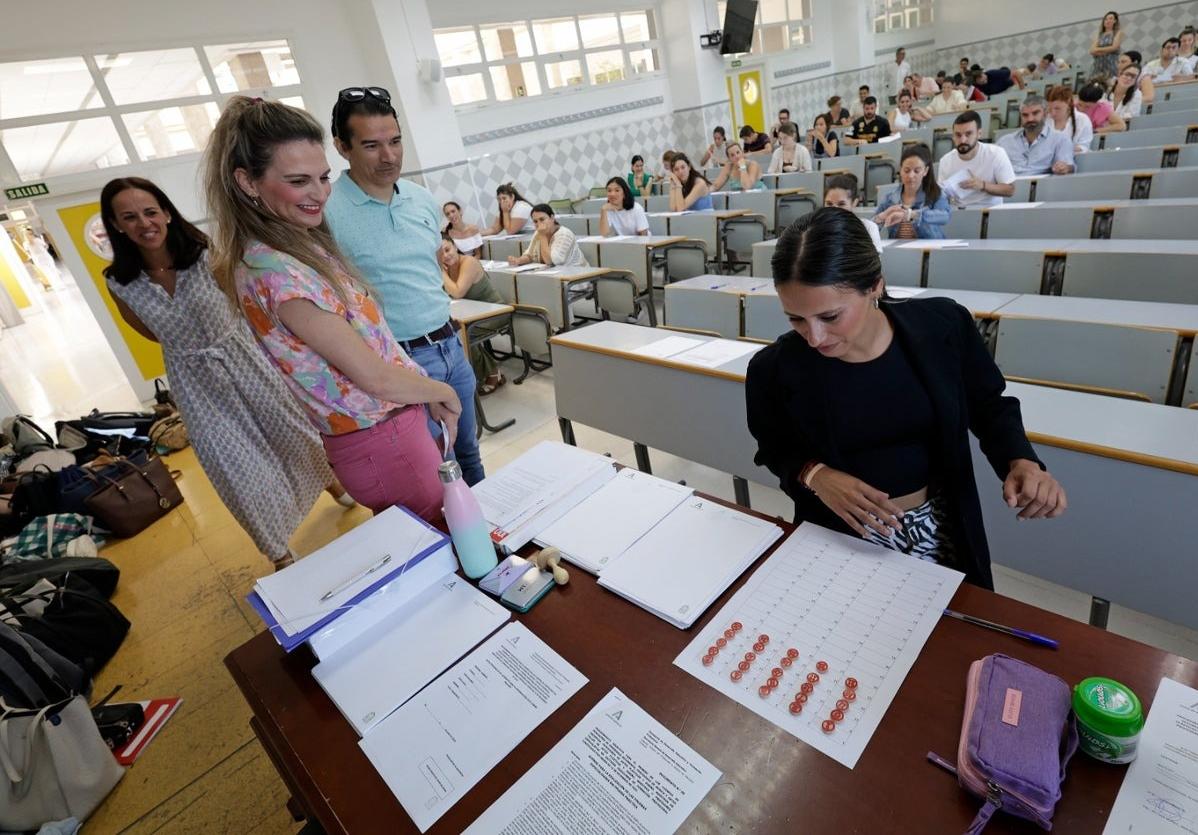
[741,77,759,105]
[84,212,112,261]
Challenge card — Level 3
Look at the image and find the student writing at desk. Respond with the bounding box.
[599,177,650,237]
[745,208,1066,589]
[507,204,589,268]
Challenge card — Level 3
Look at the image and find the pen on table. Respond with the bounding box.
[942,608,1059,649]
[320,554,393,602]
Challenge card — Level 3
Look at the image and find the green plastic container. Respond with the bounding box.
[1072,677,1144,764]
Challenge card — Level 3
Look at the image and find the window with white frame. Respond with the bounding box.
[0,40,302,184]
[433,10,661,107]
[715,0,814,55]
[872,0,934,34]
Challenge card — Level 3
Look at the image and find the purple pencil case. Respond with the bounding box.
[929,654,1079,834]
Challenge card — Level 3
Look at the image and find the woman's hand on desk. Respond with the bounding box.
[808,467,905,538]
[1003,459,1067,519]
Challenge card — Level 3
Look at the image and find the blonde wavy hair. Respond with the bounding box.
[202,95,366,309]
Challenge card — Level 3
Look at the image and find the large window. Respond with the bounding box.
[0,40,301,184]
[433,10,661,107]
[872,0,934,33]
[716,0,814,55]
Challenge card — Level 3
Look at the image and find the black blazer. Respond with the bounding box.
[745,296,1042,589]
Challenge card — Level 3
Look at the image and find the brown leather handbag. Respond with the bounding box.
[83,458,183,538]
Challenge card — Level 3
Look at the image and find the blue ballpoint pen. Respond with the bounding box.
[942,608,1059,649]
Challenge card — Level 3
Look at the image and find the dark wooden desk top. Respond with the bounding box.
[226,516,1198,834]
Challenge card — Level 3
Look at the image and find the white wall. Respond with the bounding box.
[934,0,1179,51]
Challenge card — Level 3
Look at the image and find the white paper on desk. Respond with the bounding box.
[675,523,963,768]
[628,335,704,359]
[508,262,545,273]
[877,133,902,143]
[1103,677,1198,833]
[987,201,1044,209]
[940,168,972,203]
[312,571,509,736]
[576,235,608,243]
[598,497,783,629]
[536,468,693,575]
[897,239,969,249]
[463,687,721,834]
[671,338,762,368]
[535,267,561,275]
[360,621,587,833]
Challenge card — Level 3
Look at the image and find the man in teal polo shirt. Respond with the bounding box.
[324,87,484,484]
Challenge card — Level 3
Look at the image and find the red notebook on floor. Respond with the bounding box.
[112,697,182,766]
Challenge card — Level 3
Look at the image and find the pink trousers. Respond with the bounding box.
[321,406,443,523]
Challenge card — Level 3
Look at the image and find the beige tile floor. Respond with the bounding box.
[8,275,1198,832]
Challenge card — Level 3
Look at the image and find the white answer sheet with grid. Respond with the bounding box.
[674,523,963,768]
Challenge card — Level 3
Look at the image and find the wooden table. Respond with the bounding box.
[226,503,1198,834]
[448,298,516,435]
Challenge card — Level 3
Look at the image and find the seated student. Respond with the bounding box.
[849,85,871,118]
[699,127,729,167]
[745,207,1066,587]
[712,142,766,190]
[667,153,713,211]
[957,72,988,103]
[844,96,891,146]
[767,123,814,174]
[1107,62,1144,119]
[826,95,852,127]
[874,143,950,239]
[888,90,929,132]
[1030,53,1069,79]
[769,108,793,142]
[911,72,939,98]
[936,111,1016,209]
[1078,81,1126,134]
[739,124,772,153]
[1180,26,1198,74]
[926,77,967,115]
[655,149,678,183]
[507,204,588,268]
[972,66,1025,97]
[484,183,534,235]
[438,238,506,395]
[442,201,483,256]
[1047,85,1094,155]
[807,113,839,160]
[1119,50,1156,103]
[1144,37,1192,84]
[822,173,884,253]
[626,155,653,197]
[599,177,650,237]
[996,95,1075,175]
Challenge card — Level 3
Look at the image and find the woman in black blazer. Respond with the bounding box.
[745,208,1065,588]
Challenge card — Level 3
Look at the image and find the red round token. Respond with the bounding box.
[845,677,858,689]
[730,669,743,682]
[821,720,836,733]
[707,646,719,656]
[786,648,799,659]
[702,655,714,666]
[752,644,765,654]
[816,660,829,673]
[716,637,727,648]
[757,634,770,644]
[724,628,735,639]
[800,682,813,695]
[843,689,857,701]
[788,701,803,715]
[758,685,771,698]
[731,621,743,631]
[831,709,845,722]
[797,692,809,704]
[744,651,756,662]
[738,660,750,672]
[807,672,820,684]
[780,656,793,668]
[771,667,784,678]
[836,699,849,711]
[767,677,779,688]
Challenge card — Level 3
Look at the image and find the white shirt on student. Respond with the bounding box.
[936,142,1017,209]
[1108,88,1143,119]
[767,143,814,174]
[605,204,650,237]
[888,59,912,96]
[1062,109,1094,154]
[509,199,534,231]
[1143,57,1190,83]
[861,217,884,253]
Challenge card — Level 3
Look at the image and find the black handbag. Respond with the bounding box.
[81,410,156,437]
[0,557,121,599]
[0,576,130,676]
[55,420,150,464]
[153,379,175,409]
[6,468,60,530]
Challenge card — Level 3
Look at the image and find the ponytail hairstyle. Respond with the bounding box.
[1047,85,1077,141]
[100,177,208,285]
[202,96,365,309]
[899,143,940,205]
[772,207,884,299]
[442,200,463,235]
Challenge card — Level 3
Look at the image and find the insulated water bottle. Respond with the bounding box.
[439,460,498,579]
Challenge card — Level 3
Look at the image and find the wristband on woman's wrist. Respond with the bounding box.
[799,461,825,492]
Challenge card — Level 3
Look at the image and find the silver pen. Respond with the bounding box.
[319,554,392,602]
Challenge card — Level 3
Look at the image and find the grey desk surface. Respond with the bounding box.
[914,288,1021,315]
[986,198,1198,210]
[997,294,1198,335]
[666,275,773,294]
[550,320,762,378]
[1062,239,1198,255]
[449,299,512,322]
[590,234,687,248]
[891,239,1082,252]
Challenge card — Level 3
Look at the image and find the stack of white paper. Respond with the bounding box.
[629,335,704,359]
[472,441,617,553]
[598,497,783,628]
[671,338,763,368]
[535,468,694,574]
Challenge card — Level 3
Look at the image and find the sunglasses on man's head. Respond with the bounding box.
[338,86,391,103]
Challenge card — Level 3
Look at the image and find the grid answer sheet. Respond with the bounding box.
[675,523,963,768]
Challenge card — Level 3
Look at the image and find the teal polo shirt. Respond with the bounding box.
[324,173,448,342]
